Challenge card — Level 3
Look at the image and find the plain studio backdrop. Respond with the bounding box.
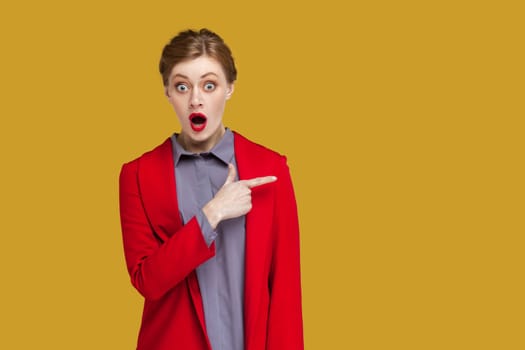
[0,1,523,348]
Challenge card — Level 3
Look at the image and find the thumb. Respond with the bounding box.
[223,163,237,186]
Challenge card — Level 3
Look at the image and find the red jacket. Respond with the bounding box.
[119,132,303,350]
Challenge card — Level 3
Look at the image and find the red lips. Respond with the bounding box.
[189,113,207,132]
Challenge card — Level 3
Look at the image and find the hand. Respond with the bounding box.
[203,163,277,229]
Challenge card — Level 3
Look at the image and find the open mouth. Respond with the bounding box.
[189,113,207,132]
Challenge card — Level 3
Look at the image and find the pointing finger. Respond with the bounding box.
[243,176,277,189]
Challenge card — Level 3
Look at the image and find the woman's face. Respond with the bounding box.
[166,55,234,153]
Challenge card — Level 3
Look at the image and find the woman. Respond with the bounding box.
[119,28,303,350]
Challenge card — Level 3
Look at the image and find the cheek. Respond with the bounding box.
[168,98,189,123]
[210,95,228,111]
[168,96,184,110]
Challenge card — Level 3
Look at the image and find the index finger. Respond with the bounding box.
[242,176,277,189]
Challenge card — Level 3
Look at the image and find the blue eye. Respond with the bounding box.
[176,84,189,92]
[204,82,216,91]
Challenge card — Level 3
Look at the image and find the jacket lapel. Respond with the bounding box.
[138,138,209,342]
[138,138,181,240]
[234,133,275,348]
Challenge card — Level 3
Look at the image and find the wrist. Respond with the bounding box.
[203,201,221,230]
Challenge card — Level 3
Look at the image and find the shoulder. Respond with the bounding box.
[233,131,285,162]
[233,131,289,178]
[121,137,173,176]
[123,138,172,166]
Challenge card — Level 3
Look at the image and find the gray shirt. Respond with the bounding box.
[171,129,245,350]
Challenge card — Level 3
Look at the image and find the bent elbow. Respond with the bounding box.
[130,270,166,301]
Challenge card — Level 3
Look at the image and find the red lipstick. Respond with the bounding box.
[189,113,207,132]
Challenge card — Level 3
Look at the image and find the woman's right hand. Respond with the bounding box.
[202,163,276,229]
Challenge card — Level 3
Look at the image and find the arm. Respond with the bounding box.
[266,156,304,349]
[119,161,215,300]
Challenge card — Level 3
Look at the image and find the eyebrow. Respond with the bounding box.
[171,72,219,80]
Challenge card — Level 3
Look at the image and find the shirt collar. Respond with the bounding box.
[171,128,235,166]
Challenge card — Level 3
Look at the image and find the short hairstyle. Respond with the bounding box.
[159,28,237,86]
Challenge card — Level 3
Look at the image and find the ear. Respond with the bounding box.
[226,84,235,100]
[164,86,170,98]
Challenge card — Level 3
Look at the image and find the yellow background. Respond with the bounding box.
[1,0,523,348]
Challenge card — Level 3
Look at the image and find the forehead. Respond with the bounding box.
[169,55,226,80]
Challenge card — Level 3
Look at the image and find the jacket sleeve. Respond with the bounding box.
[266,156,304,349]
[119,160,215,300]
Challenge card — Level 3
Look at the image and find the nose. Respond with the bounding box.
[190,88,203,109]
